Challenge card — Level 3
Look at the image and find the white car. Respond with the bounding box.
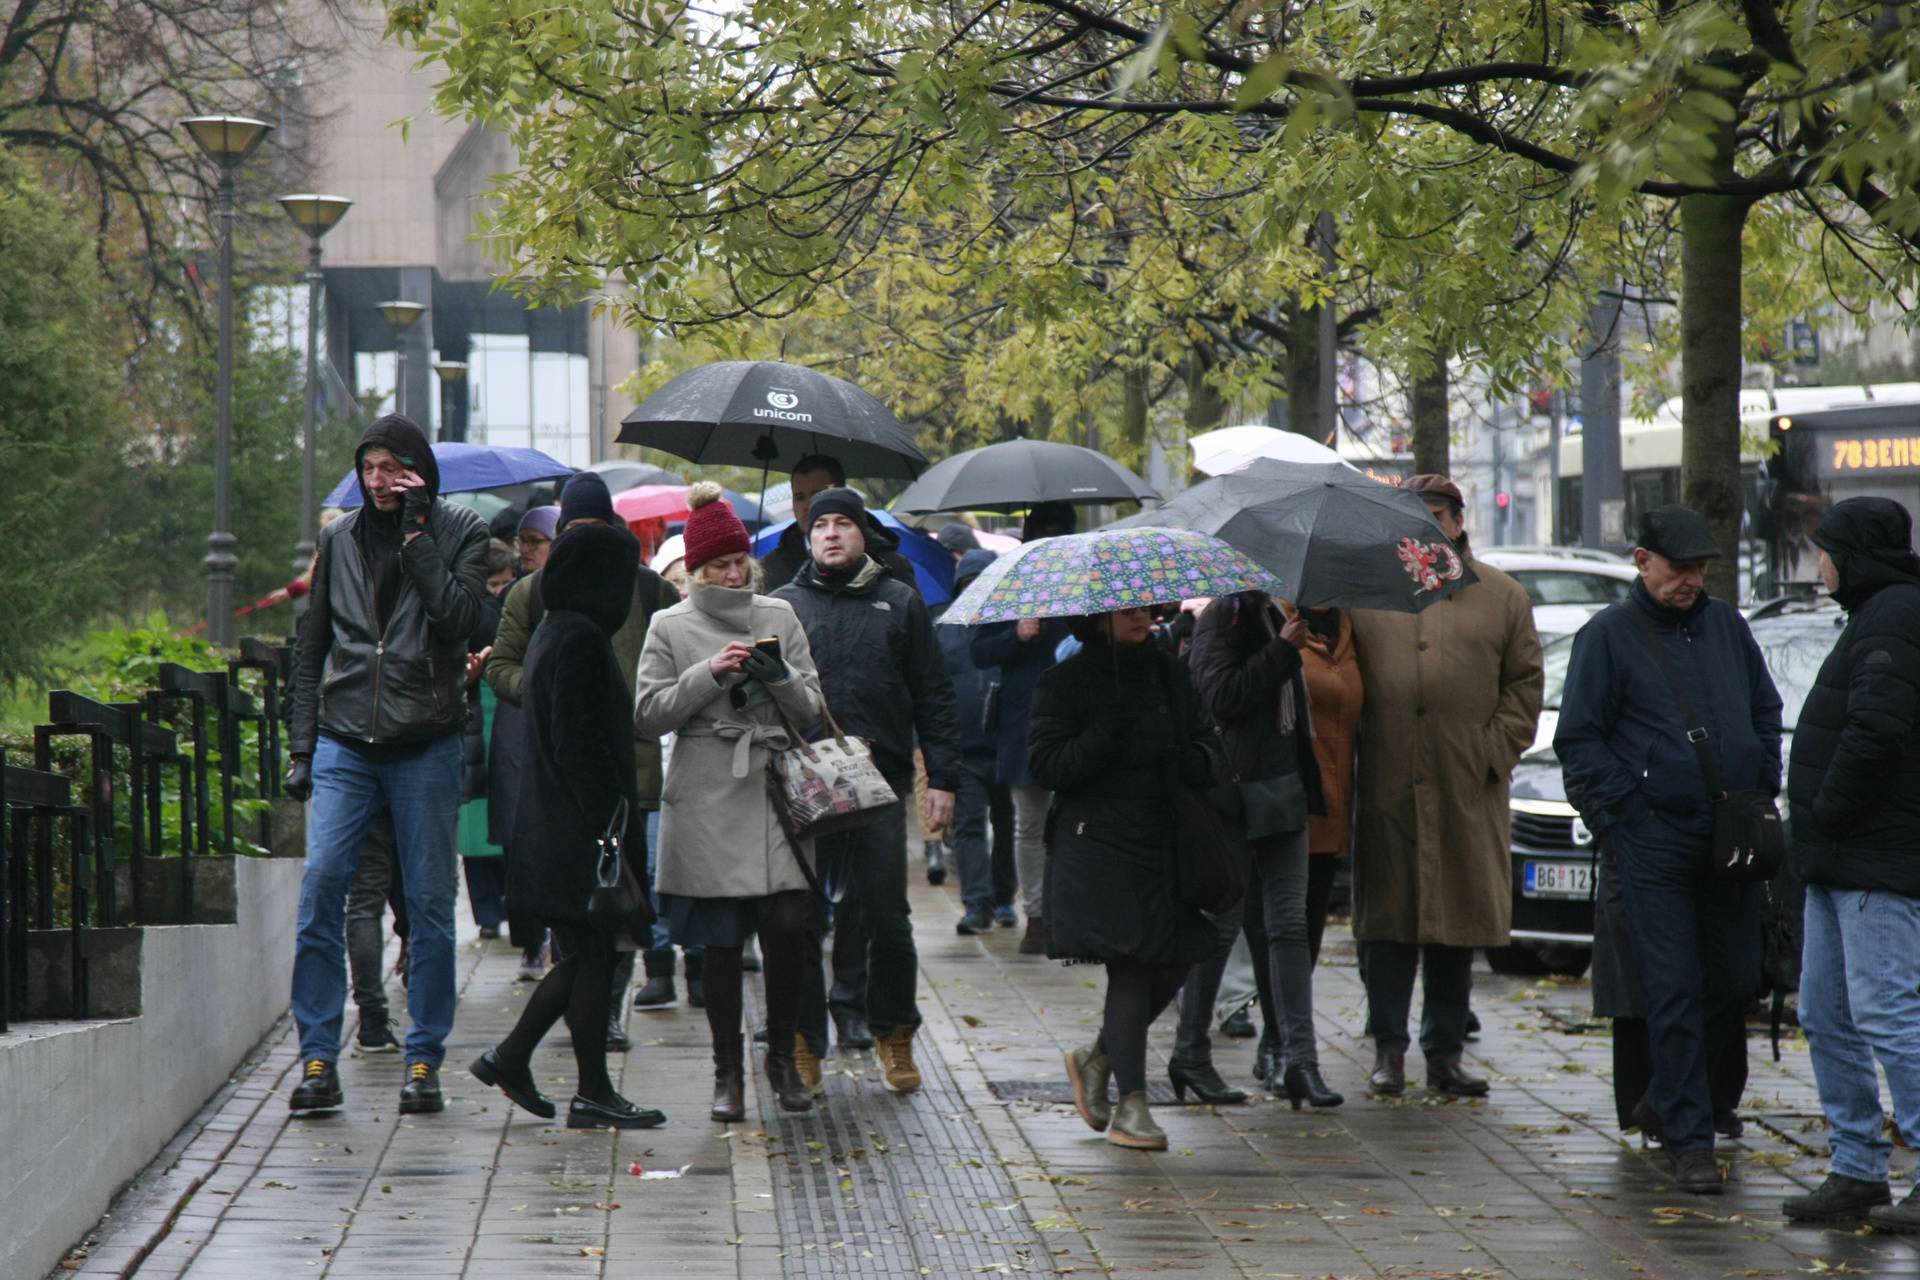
[1476,550,1639,647]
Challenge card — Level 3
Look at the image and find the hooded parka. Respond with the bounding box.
[1348,555,1543,947]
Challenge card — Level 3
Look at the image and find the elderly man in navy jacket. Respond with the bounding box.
[1555,505,1782,1196]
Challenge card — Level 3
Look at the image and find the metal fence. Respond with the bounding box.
[0,642,291,1031]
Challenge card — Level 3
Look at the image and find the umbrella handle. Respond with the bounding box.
[753,459,769,538]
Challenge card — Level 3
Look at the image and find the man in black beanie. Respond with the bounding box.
[284,415,489,1117]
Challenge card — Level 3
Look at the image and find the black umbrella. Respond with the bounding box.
[587,458,685,492]
[889,439,1158,514]
[618,361,928,481]
[1121,459,1477,612]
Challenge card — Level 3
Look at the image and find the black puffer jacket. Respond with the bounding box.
[759,516,920,598]
[289,417,490,755]
[1188,592,1326,814]
[1028,639,1215,967]
[1789,498,1920,893]
[773,556,960,788]
[509,523,642,926]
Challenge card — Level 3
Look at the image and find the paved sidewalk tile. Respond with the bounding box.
[50,870,1920,1278]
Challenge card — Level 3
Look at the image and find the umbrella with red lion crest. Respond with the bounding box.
[1116,458,1476,612]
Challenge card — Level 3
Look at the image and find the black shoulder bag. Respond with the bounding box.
[1626,610,1785,881]
[587,797,657,949]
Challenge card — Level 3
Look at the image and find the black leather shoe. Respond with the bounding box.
[833,1010,875,1050]
[956,909,995,935]
[1869,1184,1920,1233]
[470,1049,557,1120]
[765,1048,815,1113]
[1282,1063,1345,1110]
[1368,1050,1406,1096]
[290,1059,343,1112]
[1220,1006,1257,1039]
[1783,1173,1891,1223]
[1671,1147,1724,1195]
[1168,1059,1248,1105]
[1427,1058,1490,1097]
[568,1092,666,1130]
[1714,1110,1744,1139]
[399,1063,445,1114]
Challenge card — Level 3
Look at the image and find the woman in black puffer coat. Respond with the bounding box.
[470,522,664,1132]
[1029,606,1217,1151]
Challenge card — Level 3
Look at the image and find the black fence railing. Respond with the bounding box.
[1,646,290,1030]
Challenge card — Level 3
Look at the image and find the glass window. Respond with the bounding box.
[1754,627,1840,730]
[1540,634,1576,711]
[1513,570,1634,606]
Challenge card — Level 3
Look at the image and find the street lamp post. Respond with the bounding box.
[182,114,274,648]
[376,299,427,419]
[277,194,352,587]
[432,360,468,442]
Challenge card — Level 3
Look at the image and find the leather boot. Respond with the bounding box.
[1427,1058,1490,1098]
[1168,1058,1248,1105]
[1106,1092,1167,1150]
[633,949,676,1009]
[1063,1043,1112,1132]
[1784,1173,1891,1224]
[710,1033,746,1123]
[765,1045,815,1113]
[1368,1048,1406,1096]
[1282,1063,1344,1110]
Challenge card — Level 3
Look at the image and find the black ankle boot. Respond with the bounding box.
[1783,1173,1891,1223]
[765,1046,814,1113]
[711,1033,745,1122]
[1282,1063,1344,1110]
[1167,1059,1247,1105]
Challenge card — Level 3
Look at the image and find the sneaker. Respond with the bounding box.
[955,908,995,935]
[993,905,1017,929]
[289,1059,342,1113]
[1018,917,1046,955]
[356,1012,401,1054]
[1869,1184,1920,1234]
[399,1062,445,1115]
[794,1033,824,1092]
[1784,1173,1892,1224]
[874,1027,922,1093]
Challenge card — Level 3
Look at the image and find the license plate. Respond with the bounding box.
[1523,860,1592,899]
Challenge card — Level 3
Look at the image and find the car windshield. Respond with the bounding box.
[1537,621,1833,729]
[1512,570,1634,607]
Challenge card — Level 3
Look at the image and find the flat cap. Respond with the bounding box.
[1637,504,1720,562]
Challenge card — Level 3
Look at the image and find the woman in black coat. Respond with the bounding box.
[470,523,663,1131]
[1029,606,1217,1150]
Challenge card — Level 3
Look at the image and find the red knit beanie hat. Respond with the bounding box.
[682,481,750,571]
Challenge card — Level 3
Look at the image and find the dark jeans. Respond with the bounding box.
[950,756,995,918]
[1612,813,1761,1153]
[1173,896,1244,1069]
[990,782,1016,909]
[1236,829,1320,1069]
[802,786,920,1044]
[462,855,505,930]
[1361,940,1475,1064]
[346,811,405,1020]
[1611,1015,1747,1133]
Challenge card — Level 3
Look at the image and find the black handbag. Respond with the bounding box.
[1172,718,1249,914]
[586,797,656,949]
[1627,611,1786,881]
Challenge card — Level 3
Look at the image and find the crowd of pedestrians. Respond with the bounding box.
[279,415,1920,1218]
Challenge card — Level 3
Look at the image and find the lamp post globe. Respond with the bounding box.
[181,114,274,648]
[432,360,468,442]
[376,299,428,420]
[277,194,352,589]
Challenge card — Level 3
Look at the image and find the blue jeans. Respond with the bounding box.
[1801,883,1920,1182]
[294,734,462,1067]
[950,756,995,918]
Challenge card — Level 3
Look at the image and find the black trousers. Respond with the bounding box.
[990,783,1016,909]
[1611,1015,1748,1133]
[801,787,920,1049]
[1361,940,1475,1063]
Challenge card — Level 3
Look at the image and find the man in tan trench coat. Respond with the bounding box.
[1349,475,1543,1098]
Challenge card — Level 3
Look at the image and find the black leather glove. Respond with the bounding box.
[401,483,433,531]
[283,756,313,802]
[741,647,788,684]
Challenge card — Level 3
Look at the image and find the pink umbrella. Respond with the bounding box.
[612,484,692,524]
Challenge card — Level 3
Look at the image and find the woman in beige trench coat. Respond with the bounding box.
[635,484,822,1122]
[1347,474,1543,1096]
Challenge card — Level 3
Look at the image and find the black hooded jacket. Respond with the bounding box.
[1788,498,1920,891]
[509,523,641,925]
[289,416,489,755]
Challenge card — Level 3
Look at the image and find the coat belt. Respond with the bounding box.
[679,721,794,778]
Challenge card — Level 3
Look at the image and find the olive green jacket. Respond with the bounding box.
[484,567,680,809]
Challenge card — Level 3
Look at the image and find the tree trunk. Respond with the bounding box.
[1184,350,1226,436]
[1121,360,1150,449]
[1285,297,1324,441]
[1679,192,1750,604]
[1409,350,1450,477]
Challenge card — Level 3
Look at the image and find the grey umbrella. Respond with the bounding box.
[618,361,928,480]
[1119,458,1477,612]
[587,458,685,492]
[889,439,1157,514]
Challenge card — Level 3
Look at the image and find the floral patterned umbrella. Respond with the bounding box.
[938,526,1282,625]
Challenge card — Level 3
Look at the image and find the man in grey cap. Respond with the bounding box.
[1556,504,1783,1195]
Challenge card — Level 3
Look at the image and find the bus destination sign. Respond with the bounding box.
[1823,432,1920,476]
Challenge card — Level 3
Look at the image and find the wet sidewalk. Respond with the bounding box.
[55,874,1920,1279]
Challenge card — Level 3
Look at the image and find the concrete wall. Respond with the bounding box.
[0,855,301,1280]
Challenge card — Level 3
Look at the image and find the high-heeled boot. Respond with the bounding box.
[1168,1058,1249,1105]
[1282,1062,1344,1110]
[1106,1092,1167,1150]
[711,1033,746,1123]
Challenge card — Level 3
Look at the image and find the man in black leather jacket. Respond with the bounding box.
[282,415,489,1117]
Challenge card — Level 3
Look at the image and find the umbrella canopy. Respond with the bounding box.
[752,512,955,606]
[889,439,1157,514]
[323,442,575,508]
[619,361,928,480]
[587,458,685,491]
[1122,458,1476,612]
[939,527,1280,626]
[444,491,511,521]
[612,484,763,527]
[1189,424,1350,477]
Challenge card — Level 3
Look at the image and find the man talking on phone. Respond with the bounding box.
[283,415,490,1116]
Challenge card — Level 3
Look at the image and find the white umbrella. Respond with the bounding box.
[1190,424,1351,476]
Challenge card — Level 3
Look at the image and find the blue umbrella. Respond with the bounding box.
[323,442,576,508]
[752,512,954,605]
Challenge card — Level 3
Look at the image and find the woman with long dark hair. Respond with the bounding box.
[1032,606,1217,1149]
[470,522,664,1129]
